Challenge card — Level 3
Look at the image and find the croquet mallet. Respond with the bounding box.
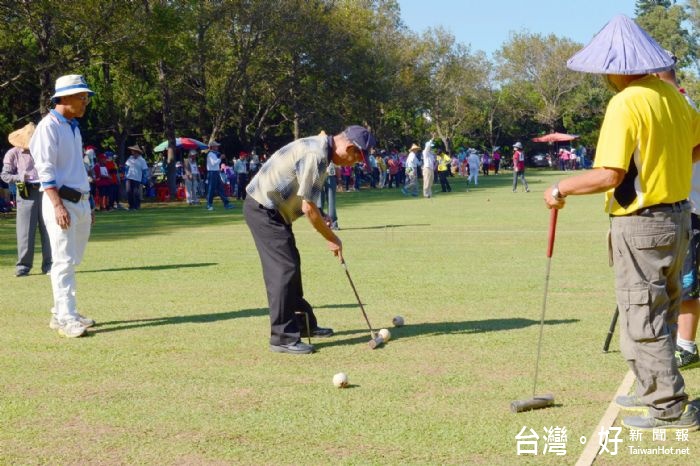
[511,208,558,413]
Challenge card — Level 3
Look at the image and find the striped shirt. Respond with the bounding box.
[30,109,90,193]
[246,134,330,224]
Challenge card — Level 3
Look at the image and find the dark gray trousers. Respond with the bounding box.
[243,197,318,346]
[16,186,51,273]
[611,205,690,419]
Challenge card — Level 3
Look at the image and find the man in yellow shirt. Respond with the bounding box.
[544,15,700,430]
[436,149,451,193]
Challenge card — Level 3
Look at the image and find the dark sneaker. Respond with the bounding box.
[622,404,699,431]
[615,395,647,412]
[300,326,334,338]
[15,267,30,277]
[676,345,700,370]
[270,341,315,354]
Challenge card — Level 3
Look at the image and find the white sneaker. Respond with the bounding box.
[76,313,95,328]
[49,313,95,330]
[56,319,87,338]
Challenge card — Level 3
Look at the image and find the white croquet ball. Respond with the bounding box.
[392,316,405,327]
[378,328,391,342]
[333,372,349,388]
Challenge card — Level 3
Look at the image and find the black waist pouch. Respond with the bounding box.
[16,182,31,200]
[58,185,82,203]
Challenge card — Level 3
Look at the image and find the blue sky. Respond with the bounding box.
[397,0,637,56]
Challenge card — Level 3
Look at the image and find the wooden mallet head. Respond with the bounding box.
[368,335,384,349]
[510,394,555,413]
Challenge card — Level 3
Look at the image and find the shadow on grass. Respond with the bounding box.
[339,223,430,231]
[0,170,566,252]
[316,317,579,349]
[315,303,366,310]
[80,262,217,274]
[91,307,268,334]
[87,203,246,243]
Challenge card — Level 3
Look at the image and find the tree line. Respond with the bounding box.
[1,0,698,166]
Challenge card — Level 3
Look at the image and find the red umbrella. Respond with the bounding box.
[531,132,579,143]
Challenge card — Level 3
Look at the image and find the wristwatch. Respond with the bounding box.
[551,183,566,200]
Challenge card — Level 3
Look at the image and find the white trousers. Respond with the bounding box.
[468,165,479,185]
[422,167,434,197]
[42,197,92,320]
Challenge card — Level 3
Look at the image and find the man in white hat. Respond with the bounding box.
[402,143,420,197]
[1,122,52,277]
[29,74,96,338]
[544,15,700,430]
[421,136,437,198]
[205,140,234,211]
[184,149,202,205]
[124,145,148,210]
[467,149,481,188]
[511,142,529,192]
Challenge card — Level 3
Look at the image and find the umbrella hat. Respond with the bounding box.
[154,137,208,152]
[567,15,674,75]
[532,132,579,143]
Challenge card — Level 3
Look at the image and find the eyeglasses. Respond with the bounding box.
[69,94,90,102]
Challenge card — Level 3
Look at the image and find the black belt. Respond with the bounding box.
[615,200,689,216]
[26,182,41,188]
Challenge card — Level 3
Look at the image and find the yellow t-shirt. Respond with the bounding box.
[594,75,700,215]
[437,154,450,172]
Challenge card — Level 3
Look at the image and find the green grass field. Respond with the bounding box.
[1,170,698,465]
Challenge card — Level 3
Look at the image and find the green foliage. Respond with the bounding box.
[496,33,587,133]
[1,1,699,157]
[636,0,674,17]
[636,2,694,68]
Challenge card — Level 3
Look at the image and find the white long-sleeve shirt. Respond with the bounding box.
[207,151,222,171]
[405,151,418,170]
[30,110,90,193]
[125,155,148,181]
[422,140,436,170]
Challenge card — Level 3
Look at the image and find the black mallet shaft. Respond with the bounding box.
[341,260,377,341]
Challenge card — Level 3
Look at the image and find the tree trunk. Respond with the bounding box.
[157,59,178,200]
[35,14,53,115]
[196,20,208,138]
[293,111,300,140]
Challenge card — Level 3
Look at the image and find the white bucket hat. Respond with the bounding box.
[51,74,95,103]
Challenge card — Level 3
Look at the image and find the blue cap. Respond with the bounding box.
[343,125,376,166]
[567,15,674,75]
[343,125,376,152]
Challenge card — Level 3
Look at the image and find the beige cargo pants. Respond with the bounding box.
[610,203,690,420]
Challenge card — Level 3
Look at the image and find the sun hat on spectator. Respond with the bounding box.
[567,15,674,75]
[8,122,36,149]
